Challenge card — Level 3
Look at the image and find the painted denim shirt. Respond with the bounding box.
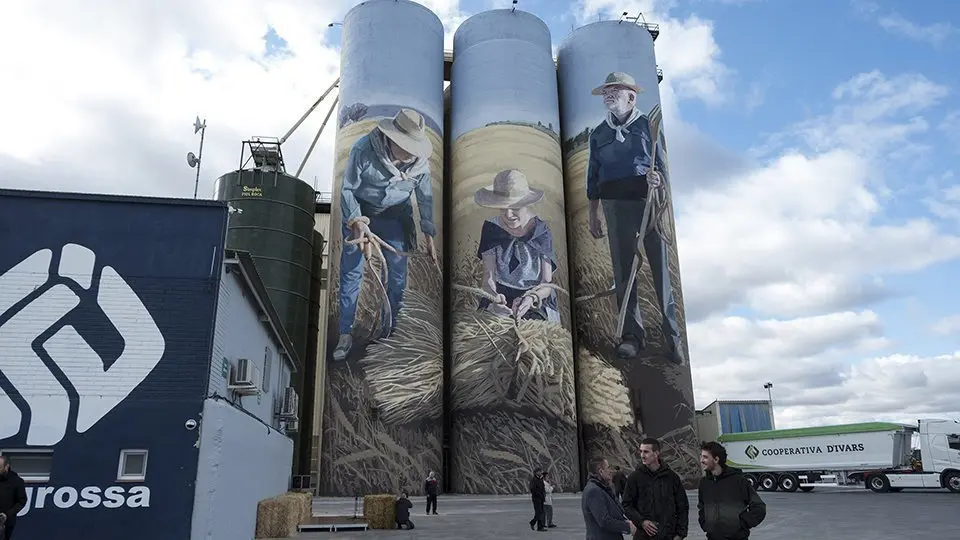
[585,113,668,201]
[340,133,436,236]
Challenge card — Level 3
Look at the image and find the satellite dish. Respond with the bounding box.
[186,152,200,168]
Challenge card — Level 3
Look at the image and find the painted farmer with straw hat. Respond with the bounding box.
[586,71,682,364]
[474,169,560,322]
[333,108,437,362]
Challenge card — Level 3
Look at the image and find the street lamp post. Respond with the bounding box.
[764,382,776,429]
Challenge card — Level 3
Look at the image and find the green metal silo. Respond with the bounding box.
[213,141,316,364]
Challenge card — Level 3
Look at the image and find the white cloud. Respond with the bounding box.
[677,68,960,427]
[933,315,960,336]
[690,311,960,428]
[853,1,957,47]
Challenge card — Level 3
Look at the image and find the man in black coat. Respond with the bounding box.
[423,471,439,515]
[581,457,638,540]
[528,469,547,531]
[698,442,766,540]
[622,438,689,539]
[0,456,27,540]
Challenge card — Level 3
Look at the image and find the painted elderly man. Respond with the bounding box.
[333,108,437,362]
[585,72,683,364]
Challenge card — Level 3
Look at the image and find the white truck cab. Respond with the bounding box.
[864,418,960,493]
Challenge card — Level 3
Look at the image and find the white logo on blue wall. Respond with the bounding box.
[0,244,166,445]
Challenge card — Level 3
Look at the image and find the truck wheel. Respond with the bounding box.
[745,474,758,490]
[867,474,890,493]
[945,471,960,493]
[778,473,799,493]
[799,486,815,492]
[759,473,778,491]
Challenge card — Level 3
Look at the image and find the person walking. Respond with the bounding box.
[0,456,27,540]
[543,472,557,528]
[581,457,638,539]
[622,438,689,539]
[423,471,439,515]
[697,442,766,540]
[528,469,547,531]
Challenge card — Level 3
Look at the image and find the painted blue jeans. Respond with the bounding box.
[338,215,409,335]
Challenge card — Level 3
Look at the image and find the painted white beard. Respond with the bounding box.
[607,102,632,119]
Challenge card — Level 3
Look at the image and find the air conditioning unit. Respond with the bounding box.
[227,358,261,396]
[285,418,299,434]
[279,387,299,418]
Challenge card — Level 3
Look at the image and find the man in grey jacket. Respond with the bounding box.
[582,457,638,539]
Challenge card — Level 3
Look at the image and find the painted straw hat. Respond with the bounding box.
[474,169,545,209]
[377,108,433,160]
[591,71,643,95]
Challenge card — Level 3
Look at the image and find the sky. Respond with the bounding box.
[2,0,959,430]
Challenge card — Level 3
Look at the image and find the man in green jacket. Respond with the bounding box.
[697,442,766,540]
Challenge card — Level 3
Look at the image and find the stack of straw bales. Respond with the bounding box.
[451,309,576,424]
[363,494,397,529]
[577,348,634,429]
[254,492,312,538]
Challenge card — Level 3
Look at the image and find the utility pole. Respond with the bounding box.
[187,116,207,199]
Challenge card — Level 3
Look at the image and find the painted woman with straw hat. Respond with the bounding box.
[334,108,437,362]
[474,169,559,322]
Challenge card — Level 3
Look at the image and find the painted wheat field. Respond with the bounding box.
[449,124,580,493]
[320,115,445,496]
[563,144,701,487]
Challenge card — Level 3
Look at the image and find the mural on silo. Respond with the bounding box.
[449,9,579,494]
[557,22,699,487]
[321,0,445,496]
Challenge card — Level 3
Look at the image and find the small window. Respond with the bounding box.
[1,450,53,483]
[117,450,149,482]
[262,347,273,391]
[948,434,960,451]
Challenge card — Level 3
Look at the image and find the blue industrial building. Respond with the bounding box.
[696,400,775,442]
[0,189,300,540]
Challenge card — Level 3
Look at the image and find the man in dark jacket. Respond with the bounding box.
[697,442,766,540]
[0,456,27,540]
[423,471,439,515]
[622,438,689,539]
[395,491,414,530]
[528,469,547,531]
[581,457,638,540]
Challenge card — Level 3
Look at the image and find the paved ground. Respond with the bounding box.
[285,488,955,539]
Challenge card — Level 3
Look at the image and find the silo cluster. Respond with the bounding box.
[320,0,698,495]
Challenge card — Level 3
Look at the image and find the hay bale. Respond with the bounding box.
[254,493,303,539]
[452,411,579,494]
[360,285,443,425]
[450,309,576,424]
[282,491,312,525]
[577,347,634,429]
[363,494,397,529]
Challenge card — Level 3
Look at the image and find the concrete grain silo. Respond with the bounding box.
[320,0,446,497]
[449,8,579,495]
[557,21,699,487]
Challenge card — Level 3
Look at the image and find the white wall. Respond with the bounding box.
[209,268,292,428]
[190,398,293,540]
